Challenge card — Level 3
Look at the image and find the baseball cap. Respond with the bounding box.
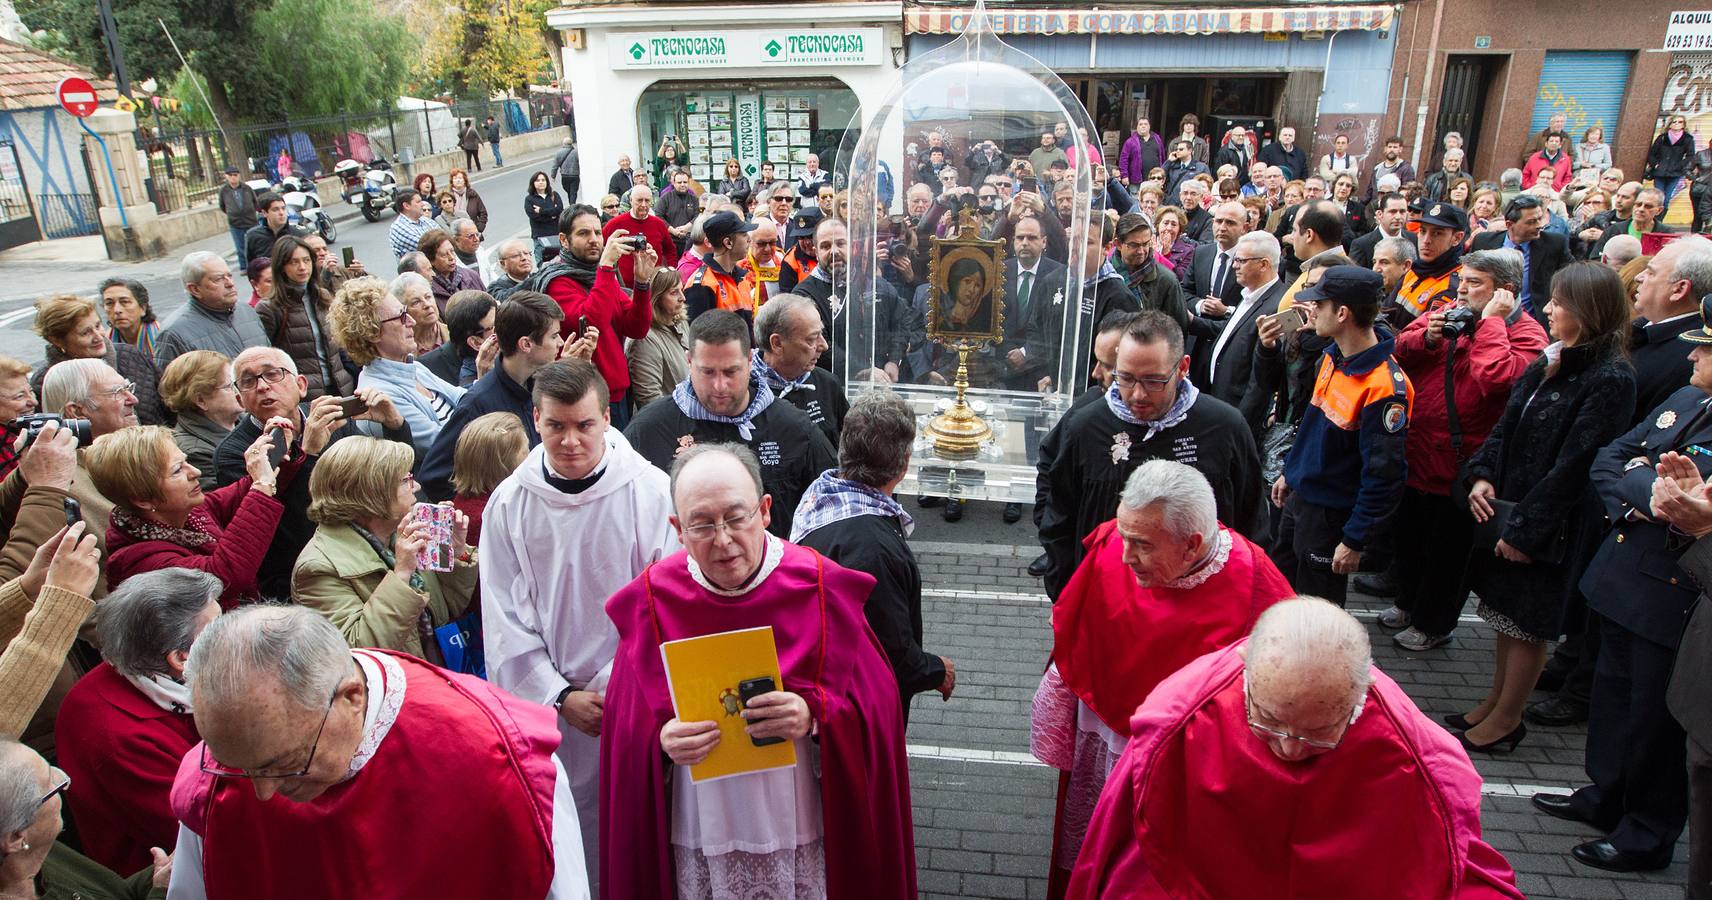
[224,166,240,175]
[703,211,758,245]
[1416,201,1469,232]
[1295,265,1384,310]
[1679,294,1712,346]
[787,208,824,242]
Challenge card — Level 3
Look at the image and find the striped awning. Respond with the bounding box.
[904,6,1396,35]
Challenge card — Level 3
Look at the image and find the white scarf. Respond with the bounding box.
[125,672,194,714]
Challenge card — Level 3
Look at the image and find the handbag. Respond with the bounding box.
[434,607,486,678]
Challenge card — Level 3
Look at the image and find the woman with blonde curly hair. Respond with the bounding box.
[294,435,476,660]
[327,276,464,457]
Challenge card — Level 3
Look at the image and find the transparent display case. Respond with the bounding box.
[832,4,1106,503]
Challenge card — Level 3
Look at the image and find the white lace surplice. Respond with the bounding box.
[1030,663,1129,870]
[670,737,826,900]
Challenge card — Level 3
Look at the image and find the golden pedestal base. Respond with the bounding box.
[926,341,991,460]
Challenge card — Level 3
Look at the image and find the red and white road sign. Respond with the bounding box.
[57,77,99,118]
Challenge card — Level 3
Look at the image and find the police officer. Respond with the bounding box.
[777,207,823,294]
[1533,294,1712,872]
[1268,266,1412,607]
[683,211,759,322]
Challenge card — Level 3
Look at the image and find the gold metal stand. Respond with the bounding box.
[925,340,992,459]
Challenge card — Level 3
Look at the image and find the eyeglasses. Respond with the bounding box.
[93,379,137,399]
[1243,675,1363,751]
[38,767,70,808]
[680,505,761,543]
[1111,371,1175,393]
[601,202,619,210]
[1229,256,1263,267]
[235,368,291,392]
[380,308,412,326]
[200,679,341,780]
[772,195,797,203]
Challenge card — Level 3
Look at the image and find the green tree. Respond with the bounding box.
[253,0,416,118]
[423,0,553,98]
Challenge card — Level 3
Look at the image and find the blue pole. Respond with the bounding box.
[76,117,129,229]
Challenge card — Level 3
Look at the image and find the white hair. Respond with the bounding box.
[388,271,431,303]
[232,346,298,377]
[186,604,353,714]
[449,217,478,238]
[0,740,41,835]
[1235,230,1281,267]
[180,250,224,288]
[1375,236,1417,264]
[96,568,223,679]
[1666,235,1712,303]
[1118,460,1218,543]
[1246,598,1373,704]
[41,358,115,415]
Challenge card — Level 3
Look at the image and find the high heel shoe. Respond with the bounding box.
[1442,712,1475,730]
[1457,722,1527,754]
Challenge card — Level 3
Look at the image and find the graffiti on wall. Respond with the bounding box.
[1536,81,1610,139]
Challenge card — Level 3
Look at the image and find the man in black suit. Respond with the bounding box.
[1535,322,1712,873]
[1192,230,1283,434]
[1181,200,1248,308]
[997,215,1069,522]
[1350,193,1415,269]
[1630,238,1712,419]
[1470,194,1572,324]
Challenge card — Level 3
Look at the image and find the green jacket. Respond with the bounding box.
[38,841,163,900]
[292,523,477,660]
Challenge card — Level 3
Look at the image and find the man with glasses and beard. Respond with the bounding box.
[1036,312,1265,600]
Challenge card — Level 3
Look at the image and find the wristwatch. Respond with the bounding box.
[553,685,575,709]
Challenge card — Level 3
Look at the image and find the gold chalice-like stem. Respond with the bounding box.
[926,340,992,460]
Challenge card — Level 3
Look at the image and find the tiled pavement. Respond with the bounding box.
[900,539,1691,899]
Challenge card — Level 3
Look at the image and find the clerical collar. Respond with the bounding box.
[542,454,607,494]
[687,534,786,597]
[1162,528,1232,590]
[346,651,406,780]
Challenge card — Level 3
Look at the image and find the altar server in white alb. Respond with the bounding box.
[480,359,680,893]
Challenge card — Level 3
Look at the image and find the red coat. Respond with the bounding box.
[1521,150,1572,189]
[1392,309,1548,494]
[55,661,199,873]
[601,212,679,284]
[545,265,654,398]
[104,473,290,608]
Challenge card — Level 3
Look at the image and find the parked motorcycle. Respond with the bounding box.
[334,157,398,223]
[244,171,337,244]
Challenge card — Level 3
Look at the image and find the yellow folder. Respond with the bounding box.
[660,625,798,783]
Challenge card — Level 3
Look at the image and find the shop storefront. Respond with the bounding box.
[545,3,904,200]
[904,6,1397,166]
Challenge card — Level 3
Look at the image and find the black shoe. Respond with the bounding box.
[918,495,943,508]
[1441,712,1475,730]
[1531,792,1599,826]
[1352,572,1398,597]
[1534,662,1572,694]
[1524,695,1588,727]
[1570,839,1672,873]
[1002,502,1023,523]
[1027,552,1050,577]
[943,498,964,522]
[1456,722,1526,754]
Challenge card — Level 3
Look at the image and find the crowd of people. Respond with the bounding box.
[0,108,1710,900]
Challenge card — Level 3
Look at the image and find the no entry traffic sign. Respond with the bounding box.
[57,77,99,118]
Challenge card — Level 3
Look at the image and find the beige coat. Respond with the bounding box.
[292,522,477,659]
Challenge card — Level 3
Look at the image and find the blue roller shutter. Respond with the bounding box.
[1531,51,1633,147]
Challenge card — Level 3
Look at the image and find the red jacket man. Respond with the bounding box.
[601,185,678,285]
[546,206,660,411]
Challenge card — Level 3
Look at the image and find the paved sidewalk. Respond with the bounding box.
[902,540,1691,899]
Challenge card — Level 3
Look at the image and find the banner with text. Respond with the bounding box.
[611,28,886,70]
[905,7,1393,35]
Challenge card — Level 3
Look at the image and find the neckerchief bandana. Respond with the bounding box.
[1106,375,1200,442]
[752,350,813,398]
[672,376,776,441]
[790,468,914,542]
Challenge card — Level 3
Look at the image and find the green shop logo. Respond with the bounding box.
[628,42,645,60]
[765,39,782,58]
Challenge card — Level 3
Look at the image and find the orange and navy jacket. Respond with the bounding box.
[683,255,754,320]
[782,245,816,285]
[1282,336,1414,551]
[1394,266,1459,319]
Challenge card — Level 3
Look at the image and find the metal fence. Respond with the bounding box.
[136,93,572,214]
[35,193,100,239]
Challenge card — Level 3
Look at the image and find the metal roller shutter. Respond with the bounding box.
[1531,50,1634,146]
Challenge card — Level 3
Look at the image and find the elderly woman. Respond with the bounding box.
[54,568,220,874]
[433,190,459,231]
[418,228,483,311]
[1331,172,1371,238]
[412,172,436,199]
[29,294,166,426]
[245,255,271,307]
[0,740,173,898]
[293,436,475,662]
[1151,205,1195,274]
[1457,263,1636,753]
[157,351,241,492]
[98,278,159,360]
[255,234,355,399]
[392,272,448,355]
[0,355,37,482]
[625,268,690,408]
[327,276,464,458]
[89,424,290,607]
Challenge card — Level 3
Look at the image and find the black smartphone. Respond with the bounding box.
[265,424,289,468]
[62,496,81,528]
[337,395,370,419]
[737,676,784,747]
[577,315,590,336]
[341,246,355,267]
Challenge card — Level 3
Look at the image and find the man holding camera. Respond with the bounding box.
[1379,249,1548,651]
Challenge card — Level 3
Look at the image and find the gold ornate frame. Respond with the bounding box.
[925,208,1008,347]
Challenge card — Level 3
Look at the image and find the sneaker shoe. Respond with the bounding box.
[1376,606,1411,629]
[1393,627,1451,651]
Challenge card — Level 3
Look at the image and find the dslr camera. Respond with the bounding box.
[14,413,93,450]
[1440,305,1479,340]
